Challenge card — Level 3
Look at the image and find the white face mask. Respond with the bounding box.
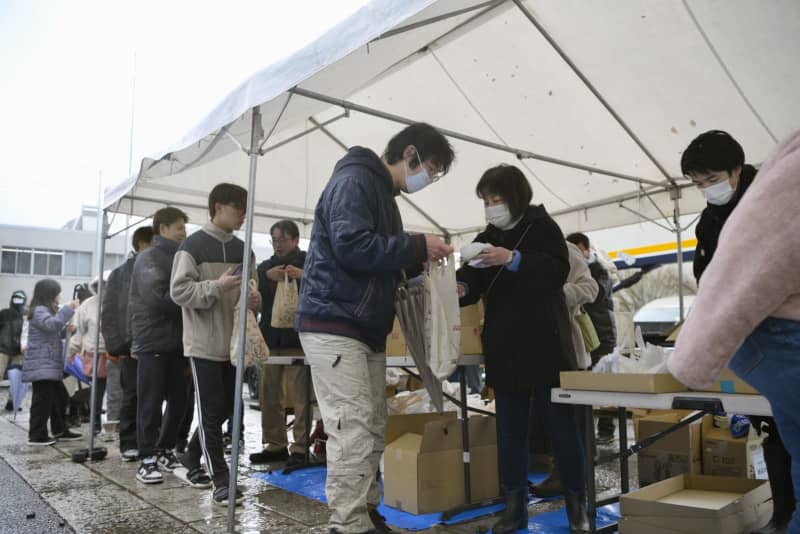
[403,148,432,194]
[485,203,515,229]
[703,179,735,206]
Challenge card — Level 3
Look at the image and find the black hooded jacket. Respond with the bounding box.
[693,164,757,282]
[0,292,25,356]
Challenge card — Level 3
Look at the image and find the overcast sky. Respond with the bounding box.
[0,0,366,229]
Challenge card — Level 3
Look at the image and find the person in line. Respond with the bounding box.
[102,226,153,461]
[669,130,800,534]
[68,278,112,437]
[171,183,260,506]
[457,165,589,534]
[130,207,208,486]
[22,279,82,445]
[1,290,27,411]
[678,130,792,534]
[250,220,310,466]
[297,123,454,534]
[531,240,598,498]
[566,232,618,443]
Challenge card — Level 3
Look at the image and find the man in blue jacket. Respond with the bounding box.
[297,123,455,534]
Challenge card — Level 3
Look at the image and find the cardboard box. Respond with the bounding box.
[703,425,766,479]
[635,411,712,487]
[694,369,760,395]
[386,304,484,356]
[560,371,688,393]
[619,474,772,534]
[383,412,499,514]
[386,318,407,356]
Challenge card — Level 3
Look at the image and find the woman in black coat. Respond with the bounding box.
[457,165,589,534]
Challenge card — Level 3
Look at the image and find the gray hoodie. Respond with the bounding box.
[170,222,258,361]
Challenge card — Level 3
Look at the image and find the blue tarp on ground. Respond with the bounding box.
[253,467,619,531]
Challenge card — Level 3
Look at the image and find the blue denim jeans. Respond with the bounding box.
[494,387,586,495]
[728,317,800,534]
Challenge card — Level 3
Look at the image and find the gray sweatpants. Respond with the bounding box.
[299,333,387,534]
[105,358,123,422]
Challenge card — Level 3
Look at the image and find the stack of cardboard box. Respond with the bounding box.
[619,475,772,533]
[382,412,499,514]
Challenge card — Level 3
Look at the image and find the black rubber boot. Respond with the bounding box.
[751,519,790,534]
[491,490,528,534]
[753,428,795,533]
[565,491,590,534]
[531,465,564,498]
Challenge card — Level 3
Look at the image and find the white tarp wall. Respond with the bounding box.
[105,0,800,245]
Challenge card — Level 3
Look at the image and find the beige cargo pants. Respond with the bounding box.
[299,333,386,534]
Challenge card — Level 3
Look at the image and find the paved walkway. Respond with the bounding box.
[0,389,632,533]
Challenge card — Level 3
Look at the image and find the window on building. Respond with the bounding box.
[33,251,49,275]
[64,251,92,277]
[29,250,63,276]
[17,250,31,274]
[104,254,124,269]
[1,249,17,274]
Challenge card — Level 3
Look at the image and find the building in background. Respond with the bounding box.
[1,206,281,305]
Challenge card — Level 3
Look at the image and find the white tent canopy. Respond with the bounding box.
[106,0,799,244]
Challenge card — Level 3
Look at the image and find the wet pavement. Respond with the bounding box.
[0,386,635,533]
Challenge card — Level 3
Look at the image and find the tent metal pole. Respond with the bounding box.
[373,0,505,41]
[512,0,675,187]
[291,87,664,187]
[640,187,676,230]
[87,207,108,460]
[308,116,451,238]
[106,214,150,240]
[227,106,264,530]
[681,212,702,233]
[262,112,349,155]
[616,204,676,233]
[118,195,315,226]
[673,190,685,321]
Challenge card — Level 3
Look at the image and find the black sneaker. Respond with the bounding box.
[56,430,84,442]
[249,447,289,464]
[157,450,180,472]
[285,453,307,467]
[596,430,615,444]
[224,439,244,455]
[28,436,56,446]
[136,458,164,484]
[174,466,213,489]
[368,505,393,533]
[212,485,244,507]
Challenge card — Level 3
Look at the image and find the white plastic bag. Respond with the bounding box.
[617,326,669,374]
[424,256,461,379]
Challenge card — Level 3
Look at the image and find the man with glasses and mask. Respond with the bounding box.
[249,220,311,467]
[297,123,454,534]
[681,130,794,533]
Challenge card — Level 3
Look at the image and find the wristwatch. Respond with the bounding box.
[505,250,515,265]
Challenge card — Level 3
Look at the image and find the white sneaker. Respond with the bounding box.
[136,457,163,484]
[157,450,181,473]
[174,466,213,489]
[121,449,139,462]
